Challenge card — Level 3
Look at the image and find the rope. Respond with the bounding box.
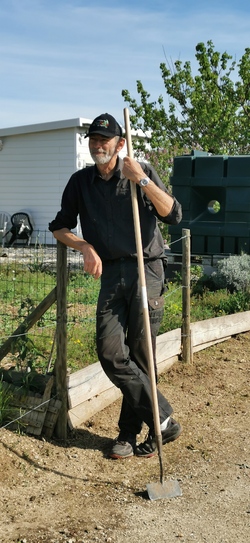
[168,234,188,246]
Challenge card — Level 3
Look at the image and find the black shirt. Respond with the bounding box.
[49,158,182,262]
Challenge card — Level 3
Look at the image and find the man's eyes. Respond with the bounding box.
[90,137,110,143]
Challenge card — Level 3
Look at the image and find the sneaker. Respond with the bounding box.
[135,418,182,458]
[109,432,136,459]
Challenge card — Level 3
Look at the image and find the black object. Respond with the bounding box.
[4,212,33,246]
[169,152,250,255]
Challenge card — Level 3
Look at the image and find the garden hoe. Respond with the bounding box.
[123,108,182,501]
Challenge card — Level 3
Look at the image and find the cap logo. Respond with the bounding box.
[95,119,109,129]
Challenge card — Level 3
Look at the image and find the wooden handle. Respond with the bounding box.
[123,107,162,444]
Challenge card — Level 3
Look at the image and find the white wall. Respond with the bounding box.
[0,120,128,244]
[0,126,93,243]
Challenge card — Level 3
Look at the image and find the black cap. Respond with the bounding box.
[85,113,122,138]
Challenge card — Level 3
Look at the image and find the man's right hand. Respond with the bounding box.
[81,242,102,279]
[52,228,102,279]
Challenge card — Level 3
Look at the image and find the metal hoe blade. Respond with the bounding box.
[147,479,182,501]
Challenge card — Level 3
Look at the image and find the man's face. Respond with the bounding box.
[89,134,122,165]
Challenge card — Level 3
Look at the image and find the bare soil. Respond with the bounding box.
[0,332,249,543]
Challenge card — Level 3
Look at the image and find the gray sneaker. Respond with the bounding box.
[109,432,136,459]
[135,418,182,458]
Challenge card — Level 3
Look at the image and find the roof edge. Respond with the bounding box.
[0,117,93,137]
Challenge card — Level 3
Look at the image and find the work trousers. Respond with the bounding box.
[96,258,173,436]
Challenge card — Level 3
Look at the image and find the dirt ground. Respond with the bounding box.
[0,332,249,543]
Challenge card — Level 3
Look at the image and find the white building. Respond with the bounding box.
[0,117,127,244]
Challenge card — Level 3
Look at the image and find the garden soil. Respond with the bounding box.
[0,332,249,543]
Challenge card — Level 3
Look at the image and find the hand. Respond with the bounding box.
[81,243,102,279]
[122,156,145,184]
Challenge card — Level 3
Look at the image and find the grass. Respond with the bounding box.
[0,380,16,427]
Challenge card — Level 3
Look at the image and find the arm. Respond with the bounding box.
[122,157,175,218]
[53,228,102,279]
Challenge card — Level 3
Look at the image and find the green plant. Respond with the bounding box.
[160,283,183,332]
[11,335,46,372]
[0,380,15,427]
[211,254,250,293]
[67,320,97,370]
[67,272,100,304]
[214,290,250,314]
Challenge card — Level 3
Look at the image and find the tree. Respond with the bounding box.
[122,40,250,185]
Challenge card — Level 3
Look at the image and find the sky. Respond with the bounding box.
[0,0,250,129]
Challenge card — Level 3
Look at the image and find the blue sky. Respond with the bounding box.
[1,0,250,129]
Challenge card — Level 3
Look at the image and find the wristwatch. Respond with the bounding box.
[139,176,150,187]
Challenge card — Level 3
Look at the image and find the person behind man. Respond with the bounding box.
[49,113,182,459]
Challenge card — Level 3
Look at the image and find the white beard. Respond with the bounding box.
[90,151,113,165]
[90,139,118,165]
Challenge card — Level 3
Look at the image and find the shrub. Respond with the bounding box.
[211,254,250,293]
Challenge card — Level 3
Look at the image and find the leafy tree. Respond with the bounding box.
[122,40,250,185]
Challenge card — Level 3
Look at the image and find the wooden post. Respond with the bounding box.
[181,229,192,363]
[55,241,68,439]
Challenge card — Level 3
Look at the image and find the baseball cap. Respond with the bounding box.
[85,113,122,138]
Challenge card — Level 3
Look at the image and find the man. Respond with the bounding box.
[49,113,182,459]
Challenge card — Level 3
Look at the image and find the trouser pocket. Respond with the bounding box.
[148,296,164,337]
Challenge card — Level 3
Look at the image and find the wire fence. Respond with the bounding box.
[2,229,250,436]
[0,231,186,374]
[0,232,101,373]
[0,231,190,437]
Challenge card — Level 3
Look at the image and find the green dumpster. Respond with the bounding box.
[169,151,250,255]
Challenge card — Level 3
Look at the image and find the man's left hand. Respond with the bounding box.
[122,156,146,184]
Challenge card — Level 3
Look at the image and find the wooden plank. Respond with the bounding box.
[191,311,250,348]
[67,355,179,429]
[67,354,179,429]
[157,355,179,375]
[193,336,231,353]
[4,377,54,435]
[43,398,62,438]
[25,377,54,435]
[156,328,181,363]
[67,329,182,410]
[68,387,122,429]
[67,311,250,429]
[67,362,116,409]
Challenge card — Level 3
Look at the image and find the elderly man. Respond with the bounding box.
[49,113,182,459]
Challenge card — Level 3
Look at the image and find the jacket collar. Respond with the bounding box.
[90,156,126,183]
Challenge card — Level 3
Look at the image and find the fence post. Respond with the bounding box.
[181,229,192,363]
[55,241,68,439]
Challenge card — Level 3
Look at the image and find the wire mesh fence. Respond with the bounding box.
[0,232,100,373]
[0,231,190,436]
[0,231,187,376]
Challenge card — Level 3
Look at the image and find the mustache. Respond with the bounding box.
[91,148,108,154]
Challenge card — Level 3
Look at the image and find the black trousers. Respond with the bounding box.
[96,258,173,436]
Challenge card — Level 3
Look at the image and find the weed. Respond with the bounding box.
[11,335,46,372]
[0,380,16,427]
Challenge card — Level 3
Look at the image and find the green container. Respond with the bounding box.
[169,152,250,255]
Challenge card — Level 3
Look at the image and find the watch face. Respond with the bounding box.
[140,177,149,186]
